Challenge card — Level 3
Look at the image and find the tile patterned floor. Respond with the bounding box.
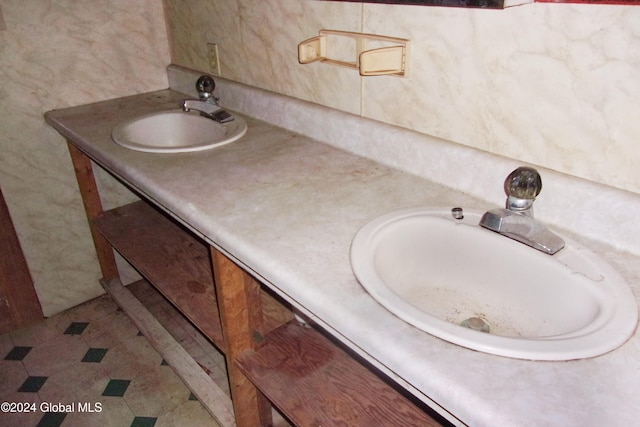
[0,282,225,427]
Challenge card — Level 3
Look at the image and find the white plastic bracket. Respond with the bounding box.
[298,30,410,77]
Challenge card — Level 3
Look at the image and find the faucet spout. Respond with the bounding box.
[182,75,234,123]
[182,99,234,123]
[479,208,565,255]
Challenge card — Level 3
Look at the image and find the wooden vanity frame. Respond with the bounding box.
[66,141,443,426]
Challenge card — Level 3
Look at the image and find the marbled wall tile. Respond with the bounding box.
[0,0,170,316]
[164,0,640,196]
[164,0,364,115]
[362,3,640,194]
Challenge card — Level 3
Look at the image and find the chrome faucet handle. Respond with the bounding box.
[504,167,542,216]
[480,166,564,254]
[196,75,216,102]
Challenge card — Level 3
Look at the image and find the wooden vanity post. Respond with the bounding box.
[211,248,273,426]
[67,142,119,281]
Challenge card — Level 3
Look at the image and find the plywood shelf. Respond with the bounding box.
[92,200,226,350]
[237,321,444,427]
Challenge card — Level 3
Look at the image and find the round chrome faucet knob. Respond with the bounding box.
[196,75,215,100]
[504,167,542,200]
[504,167,542,216]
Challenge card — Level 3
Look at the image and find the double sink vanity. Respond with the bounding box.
[45,66,640,426]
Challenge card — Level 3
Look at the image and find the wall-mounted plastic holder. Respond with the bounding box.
[298,30,409,77]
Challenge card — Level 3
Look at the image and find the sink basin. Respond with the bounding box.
[350,207,638,360]
[111,110,247,153]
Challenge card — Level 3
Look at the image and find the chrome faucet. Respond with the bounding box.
[182,75,234,123]
[479,167,565,255]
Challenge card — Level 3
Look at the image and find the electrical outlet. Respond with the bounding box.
[207,43,221,75]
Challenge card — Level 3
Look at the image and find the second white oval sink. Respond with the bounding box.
[351,207,638,360]
[112,110,247,153]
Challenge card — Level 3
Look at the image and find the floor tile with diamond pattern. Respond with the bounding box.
[0,282,226,427]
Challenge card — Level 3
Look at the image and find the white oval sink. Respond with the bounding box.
[351,207,638,360]
[111,110,247,153]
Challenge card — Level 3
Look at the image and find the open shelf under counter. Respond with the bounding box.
[92,200,226,350]
[237,320,445,426]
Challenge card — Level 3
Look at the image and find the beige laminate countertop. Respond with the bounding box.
[45,81,640,426]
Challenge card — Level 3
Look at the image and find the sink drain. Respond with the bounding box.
[461,317,491,333]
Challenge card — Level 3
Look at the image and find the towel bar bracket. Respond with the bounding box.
[298,29,410,77]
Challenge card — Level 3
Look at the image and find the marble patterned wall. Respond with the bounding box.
[164,0,640,195]
[0,0,170,316]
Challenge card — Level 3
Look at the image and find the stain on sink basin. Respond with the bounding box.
[350,207,638,360]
